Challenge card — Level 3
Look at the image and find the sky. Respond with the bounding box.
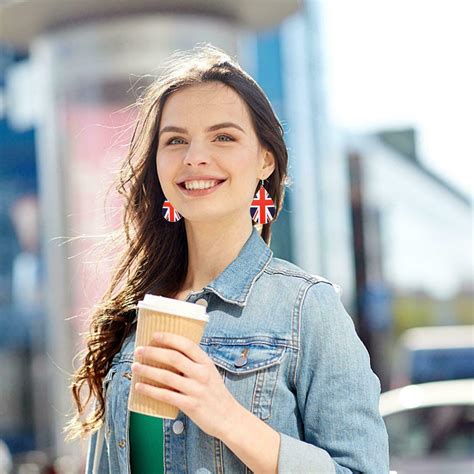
[321,0,473,199]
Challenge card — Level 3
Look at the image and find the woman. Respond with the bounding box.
[65,44,390,473]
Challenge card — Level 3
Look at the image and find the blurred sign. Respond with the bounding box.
[5,60,36,131]
[361,282,393,331]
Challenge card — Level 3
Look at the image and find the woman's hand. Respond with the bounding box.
[132,331,240,440]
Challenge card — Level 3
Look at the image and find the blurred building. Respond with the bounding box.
[279,1,473,393]
[0,0,301,469]
[0,45,42,460]
[347,128,473,387]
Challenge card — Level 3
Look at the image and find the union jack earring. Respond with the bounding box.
[162,199,182,222]
[250,179,276,224]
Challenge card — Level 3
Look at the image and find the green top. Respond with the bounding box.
[129,411,164,473]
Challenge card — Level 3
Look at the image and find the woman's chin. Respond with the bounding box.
[181,208,236,224]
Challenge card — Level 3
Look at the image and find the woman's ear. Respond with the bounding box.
[262,150,276,179]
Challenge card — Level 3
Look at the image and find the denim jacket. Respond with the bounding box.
[85,226,390,473]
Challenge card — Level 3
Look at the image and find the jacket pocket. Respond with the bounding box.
[204,340,286,421]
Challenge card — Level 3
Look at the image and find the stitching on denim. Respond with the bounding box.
[124,389,131,474]
[164,419,171,474]
[206,288,246,307]
[183,416,188,474]
[289,284,302,393]
[264,266,332,285]
[265,360,280,421]
[103,368,116,443]
[239,249,274,305]
[209,348,287,374]
[162,420,167,474]
[293,281,310,390]
[256,361,281,421]
[200,336,295,350]
[214,436,225,474]
[251,366,263,418]
[214,366,226,470]
[293,281,334,389]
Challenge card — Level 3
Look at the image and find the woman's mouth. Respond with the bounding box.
[177,179,227,197]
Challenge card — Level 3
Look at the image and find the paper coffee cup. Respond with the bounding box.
[128,294,209,419]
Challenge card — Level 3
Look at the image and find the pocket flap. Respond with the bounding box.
[205,341,286,374]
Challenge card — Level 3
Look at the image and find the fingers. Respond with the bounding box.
[135,381,194,411]
[152,332,209,365]
[132,362,196,394]
[135,345,196,377]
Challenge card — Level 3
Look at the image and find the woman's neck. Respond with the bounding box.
[182,217,254,293]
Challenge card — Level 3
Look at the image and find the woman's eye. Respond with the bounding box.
[215,134,234,142]
[167,137,186,145]
[165,134,234,146]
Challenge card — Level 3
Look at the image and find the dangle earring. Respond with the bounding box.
[162,199,182,222]
[250,179,276,224]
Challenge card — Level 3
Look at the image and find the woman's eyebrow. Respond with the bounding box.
[159,122,246,138]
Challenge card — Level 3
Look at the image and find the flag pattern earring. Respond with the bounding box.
[162,199,182,222]
[250,179,276,224]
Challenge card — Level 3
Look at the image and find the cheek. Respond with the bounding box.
[231,177,259,206]
[156,156,175,187]
[237,162,259,188]
[155,159,164,180]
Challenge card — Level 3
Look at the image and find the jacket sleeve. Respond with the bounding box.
[277,281,390,474]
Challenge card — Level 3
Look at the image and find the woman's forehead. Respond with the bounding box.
[161,82,251,126]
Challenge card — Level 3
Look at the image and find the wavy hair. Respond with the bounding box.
[64,43,289,441]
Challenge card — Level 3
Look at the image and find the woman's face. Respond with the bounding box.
[156,81,275,223]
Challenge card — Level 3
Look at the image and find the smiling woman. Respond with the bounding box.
[65,43,390,474]
[156,81,276,227]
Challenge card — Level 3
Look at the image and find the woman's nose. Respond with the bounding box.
[182,141,210,166]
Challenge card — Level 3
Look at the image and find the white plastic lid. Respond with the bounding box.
[137,294,209,322]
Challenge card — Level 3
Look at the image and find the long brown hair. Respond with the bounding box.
[64,43,289,441]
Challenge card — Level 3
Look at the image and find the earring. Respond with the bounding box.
[162,199,182,222]
[250,179,276,224]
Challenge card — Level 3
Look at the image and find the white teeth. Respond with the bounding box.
[184,180,221,190]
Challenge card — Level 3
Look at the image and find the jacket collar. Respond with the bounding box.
[203,226,273,307]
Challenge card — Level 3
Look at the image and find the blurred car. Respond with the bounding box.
[380,378,474,474]
[390,325,474,389]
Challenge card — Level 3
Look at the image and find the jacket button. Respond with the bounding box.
[234,356,248,368]
[172,420,184,435]
[118,439,126,448]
